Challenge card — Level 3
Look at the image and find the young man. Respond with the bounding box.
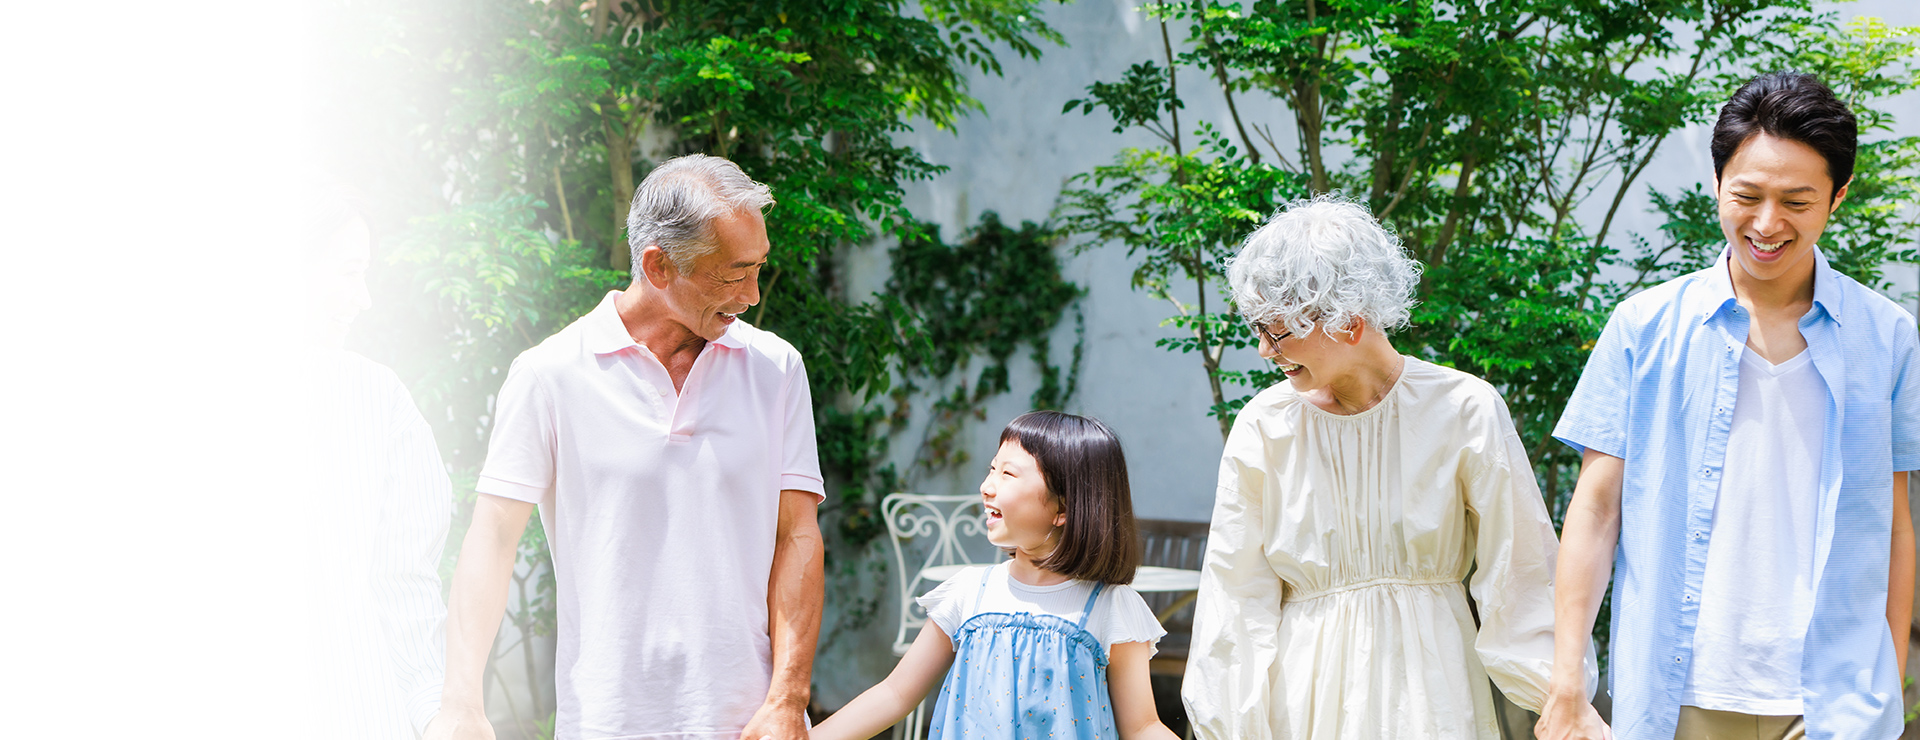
[1538,72,1920,740]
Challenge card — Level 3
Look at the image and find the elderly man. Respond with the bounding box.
[428,155,826,740]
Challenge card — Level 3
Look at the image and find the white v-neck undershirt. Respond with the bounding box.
[1683,347,1825,714]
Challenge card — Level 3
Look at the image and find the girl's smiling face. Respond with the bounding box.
[980,440,1065,558]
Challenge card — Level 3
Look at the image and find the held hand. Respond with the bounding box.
[423,708,496,740]
[1533,690,1611,740]
[738,698,809,740]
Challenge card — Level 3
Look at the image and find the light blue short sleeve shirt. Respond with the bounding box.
[1554,247,1920,740]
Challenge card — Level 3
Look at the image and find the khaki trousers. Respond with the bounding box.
[1673,706,1807,740]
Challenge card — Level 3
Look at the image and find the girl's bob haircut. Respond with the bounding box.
[999,410,1141,585]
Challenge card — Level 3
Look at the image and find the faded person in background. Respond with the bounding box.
[428,154,825,740]
[1183,195,1587,740]
[305,190,452,739]
[1539,72,1920,740]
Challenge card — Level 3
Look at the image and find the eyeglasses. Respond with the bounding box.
[1246,318,1292,346]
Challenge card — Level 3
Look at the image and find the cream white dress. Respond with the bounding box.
[1182,357,1589,740]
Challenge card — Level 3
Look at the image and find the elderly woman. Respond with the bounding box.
[1181,196,1588,740]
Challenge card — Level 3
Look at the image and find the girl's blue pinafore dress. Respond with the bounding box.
[926,563,1118,740]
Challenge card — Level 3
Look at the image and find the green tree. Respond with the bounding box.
[1063,0,1822,451]
[327,0,1080,734]
[1058,0,1920,684]
[1632,15,1920,289]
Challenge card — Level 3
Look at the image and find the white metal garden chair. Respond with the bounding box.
[881,492,992,740]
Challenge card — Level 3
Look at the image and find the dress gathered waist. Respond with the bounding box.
[1286,576,1462,603]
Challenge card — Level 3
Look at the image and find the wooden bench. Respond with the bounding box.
[1137,518,1208,737]
[1137,517,1208,675]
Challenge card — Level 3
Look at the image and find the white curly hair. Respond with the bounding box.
[1226,193,1422,339]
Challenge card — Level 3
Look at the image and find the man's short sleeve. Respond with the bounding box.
[1893,328,1920,473]
[1554,305,1634,459]
[781,360,825,501]
[476,359,556,504]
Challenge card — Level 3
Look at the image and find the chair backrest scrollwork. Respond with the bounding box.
[882,492,992,655]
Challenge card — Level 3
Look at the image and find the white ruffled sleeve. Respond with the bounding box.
[1096,585,1167,657]
[1466,414,1598,712]
[914,565,988,638]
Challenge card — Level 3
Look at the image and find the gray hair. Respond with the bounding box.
[626,154,775,274]
[1226,193,1422,339]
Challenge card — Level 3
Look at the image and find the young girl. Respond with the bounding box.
[813,411,1182,740]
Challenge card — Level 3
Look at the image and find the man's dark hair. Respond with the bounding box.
[999,410,1141,585]
[1711,72,1858,199]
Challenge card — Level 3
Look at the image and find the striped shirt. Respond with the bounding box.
[1554,247,1920,739]
[312,350,451,738]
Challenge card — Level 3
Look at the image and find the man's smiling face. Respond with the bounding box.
[661,207,770,341]
[1715,131,1849,289]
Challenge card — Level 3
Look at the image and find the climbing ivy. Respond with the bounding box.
[886,212,1086,477]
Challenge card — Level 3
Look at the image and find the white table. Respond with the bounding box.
[917,564,1201,620]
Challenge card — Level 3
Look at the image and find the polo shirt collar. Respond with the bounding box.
[582,292,635,355]
[1694,245,1844,326]
[582,290,752,354]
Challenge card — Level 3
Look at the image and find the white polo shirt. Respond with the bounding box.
[478,291,824,740]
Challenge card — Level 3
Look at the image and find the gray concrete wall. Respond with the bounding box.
[855,0,1920,526]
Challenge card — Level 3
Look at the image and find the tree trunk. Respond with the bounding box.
[1160,19,1183,159]
[546,123,575,243]
[553,162,575,243]
[1429,119,1484,266]
[1292,78,1330,193]
[1194,263,1231,442]
[1370,85,1405,204]
[603,109,635,271]
[1298,0,1330,192]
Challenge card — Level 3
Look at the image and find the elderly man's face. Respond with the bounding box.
[662,207,770,341]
